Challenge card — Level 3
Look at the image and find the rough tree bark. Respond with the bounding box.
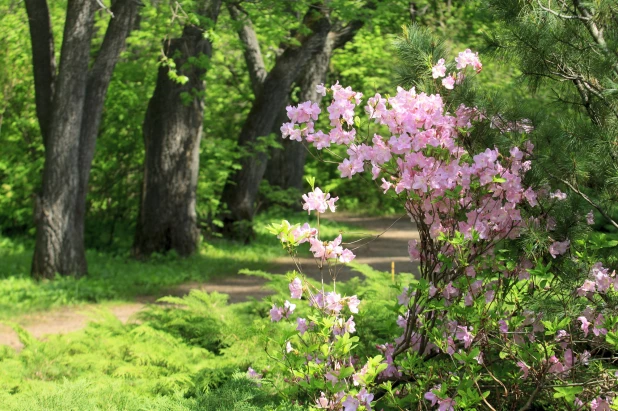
[218,4,332,240]
[24,0,56,147]
[133,0,222,257]
[27,0,139,279]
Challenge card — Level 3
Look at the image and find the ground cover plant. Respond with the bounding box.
[0,263,407,410]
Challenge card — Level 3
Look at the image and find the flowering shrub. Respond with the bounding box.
[256,50,618,410]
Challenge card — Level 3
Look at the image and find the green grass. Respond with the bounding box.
[0,211,365,319]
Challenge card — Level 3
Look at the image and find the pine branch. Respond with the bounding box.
[548,172,618,229]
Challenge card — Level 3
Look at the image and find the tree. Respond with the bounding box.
[26,0,140,279]
[486,0,618,230]
[133,0,223,257]
[218,1,371,240]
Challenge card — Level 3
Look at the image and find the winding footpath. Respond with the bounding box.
[0,215,418,350]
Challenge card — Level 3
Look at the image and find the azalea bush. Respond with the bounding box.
[256,48,618,410]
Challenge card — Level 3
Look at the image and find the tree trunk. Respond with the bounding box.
[75,0,140,261]
[31,0,95,279]
[28,0,139,279]
[24,0,56,147]
[264,32,336,194]
[218,12,332,240]
[133,1,222,257]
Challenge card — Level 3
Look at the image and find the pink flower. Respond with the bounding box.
[347,295,361,313]
[590,397,611,411]
[455,326,474,348]
[555,329,568,341]
[498,320,508,333]
[380,178,392,193]
[517,361,530,379]
[270,305,283,322]
[342,396,359,411]
[524,187,538,207]
[579,350,591,365]
[291,223,317,244]
[548,355,565,374]
[289,277,303,299]
[296,317,309,335]
[408,239,421,261]
[443,282,459,300]
[302,187,338,214]
[333,316,356,335]
[438,398,456,411]
[247,367,262,379]
[325,292,343,314]
[586,210,595,225]
[442,74,455,90]
[316,392,330,409]
[309,237,326,260]
[484,289,495,304]
[283,300,296,318]
[464,292,474,306]
[357,388,374,408]
[593,314,607,336]
[432,58,447,78]
[429,283,438,298]
[424,386,440,406]
[577,279,596,296]
[398,287,411,306]
[455,49,482,72]
[549,240,570,258]
[550,189,567,200]
[316,83,327,97]
[339,248,356,263]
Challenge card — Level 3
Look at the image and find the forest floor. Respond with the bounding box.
[0,214,418,350]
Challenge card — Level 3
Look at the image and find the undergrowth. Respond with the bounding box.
[0,264,402,410]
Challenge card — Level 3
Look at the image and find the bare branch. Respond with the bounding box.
[95,0,115,17]
[537,0,587,20]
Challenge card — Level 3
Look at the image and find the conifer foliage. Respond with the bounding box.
[486,0,618,231]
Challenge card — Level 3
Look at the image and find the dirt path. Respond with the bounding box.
[0,215,418,350]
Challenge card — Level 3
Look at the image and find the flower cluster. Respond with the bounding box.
[577,263,618,296]
[269,300,296,322]
[265,47,618,410]
[269,187,355,264]
[302,187,339,214]
[284,86,537,263]
[430,48,481,90]
[266,274,380,411]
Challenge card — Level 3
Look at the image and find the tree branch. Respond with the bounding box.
[537,0,586,20]
[24,0,56,148]
[332,20,364,50]
[79,0,141,175]
[227,2,266,97]
[548,172,618,230]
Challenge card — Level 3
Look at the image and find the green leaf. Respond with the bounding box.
[552,386,583,401]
